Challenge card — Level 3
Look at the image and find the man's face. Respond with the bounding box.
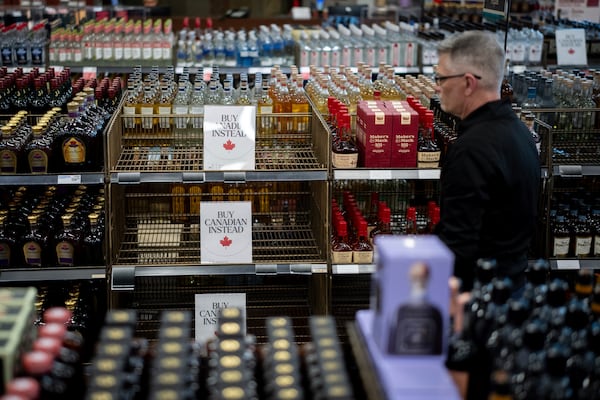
[434,54,466,118]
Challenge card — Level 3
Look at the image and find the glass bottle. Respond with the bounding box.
[25,125,52,174]
[82,212,104,266]
[0,213,17,268]
[331,112,358,168]
[417,110,441,168]
[290,76,309,134]
[405,206,418,234]
[22,214,50,267]
[370,204,392,245]
[54,213,82,267]
[352,219,373,264]
[552,215,570,257]
[573,214,592,257]
[139,84,157,130]
[331,219,353,264]
[500,59,514,103]
[273,75,292,134]
[0,125,19,174]
[257,80,274,135]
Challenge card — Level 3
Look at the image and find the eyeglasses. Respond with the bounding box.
[434,73,482,85]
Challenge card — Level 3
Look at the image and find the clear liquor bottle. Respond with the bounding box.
[290,76,309,134]
[273,75,292,134]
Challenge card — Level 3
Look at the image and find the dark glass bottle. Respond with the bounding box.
[0,212,18,268]
[352,219,373,264]
[370,204,392,245]
[54,214,83,267]
[25,125,53,174]
[573,214,592,257]
[417,110,441,168]
[82,212,104,266]
[331,219,352,264]
[331,112,358,168]
[552,215,570,257]
[21,214,51,267]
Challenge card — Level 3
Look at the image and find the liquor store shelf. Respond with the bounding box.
[111,263,328,290]
[110,170,327,183]
[332,264,377,274]
[0,266,106,282]
[552,165,600,177]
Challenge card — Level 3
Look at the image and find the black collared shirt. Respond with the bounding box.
[436,98,540,291]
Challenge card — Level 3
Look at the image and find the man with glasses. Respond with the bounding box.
[433,31,540,399]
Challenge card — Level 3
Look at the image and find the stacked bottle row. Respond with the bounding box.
[122,65,310,136]
[447,261,600,399]
[0,21,47,67]
[2,303,88,400]
[48,17,175,65]
[0,185,105,269]
[331,190,440,264]
[175,18,296,69]
[0,75,120,173]
[82,309,356,399]
[0,67,74,115]
[549,189,600,258]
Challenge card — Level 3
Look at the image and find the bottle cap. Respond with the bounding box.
[21,351,53,376]
[38,322,68,340]
[32,337,63,357]
[5,377,40,400]
[43,307,73,325]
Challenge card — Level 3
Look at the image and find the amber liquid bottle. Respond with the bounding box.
[352,218,373,264]
[331,112,358,168]
[331,218,353,263]
[54,213,83,267]
[22,214,50,267]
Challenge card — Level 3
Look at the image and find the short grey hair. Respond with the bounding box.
[437,30,505,92]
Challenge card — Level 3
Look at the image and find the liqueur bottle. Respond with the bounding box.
[552,215,570,257]
[0,213,17,267]
[25,125,53,174]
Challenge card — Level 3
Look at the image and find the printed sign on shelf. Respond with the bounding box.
[194,293,246,345]
[555,29,588,66]
[555,0,600,23]
[200,201,252,264]
[203,105,256,170]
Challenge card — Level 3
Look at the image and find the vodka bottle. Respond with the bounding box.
[258,25,273,67]
[30,23,46,67]
[221,79,236,105]
[122,20,134,62]
[132,20,143,61]
[142,19,153,62]
[113,18,124,63]
[270,24,285,66]
[172,83,190,130]
[92,21,104,62]
[224,30,237,67]
[152,19,163,62]
[189,80,205,130]
[162,18,174,63]
[101,19,114,62]
[213,31,226,66]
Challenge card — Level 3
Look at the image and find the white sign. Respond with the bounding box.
[203,105,256,170]
[194,293,246,345]
[200,201,252,264]
[555,29,588,66]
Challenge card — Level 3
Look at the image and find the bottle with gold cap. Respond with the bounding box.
[54,213,83,267]
[24,124,53,174]
[21,213,50,267]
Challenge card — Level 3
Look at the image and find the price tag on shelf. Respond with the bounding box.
[57,175,82,185]
[369,170,392,180]
[333,264,360,274]
[555,259,580,270]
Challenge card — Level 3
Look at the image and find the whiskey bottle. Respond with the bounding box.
[405,206,418,234]
[417,110,441,168]
[21,214,50,267]
[573,214,592,257]
[25,125,53,174]
[352,218,373,264]
[0,212,18,267]
[0,125,19,174]
[54,214,82,267]
[331,219,353,264]
[370,203,392,245]
[552,215,570,257]
[331,112,358,168]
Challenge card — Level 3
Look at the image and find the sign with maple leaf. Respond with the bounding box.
[555,29,587,67]
[200,201,252,264]
[203,105,256,170]
[194,293,246,346]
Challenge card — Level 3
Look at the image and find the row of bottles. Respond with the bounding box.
[0,185,105,269]
[0,21,47,67]
[82,309,355,399]
[121,65,310,136]
[0,75,120,174]
[330,189,440,264]
[550,189,600,258]
[48,17,175,65]
[176,18,295,68]
[447,261,600,399]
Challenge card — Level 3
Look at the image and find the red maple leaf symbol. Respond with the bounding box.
[568,48,575,54]
[223,140,235,150]
[220,236,232,247]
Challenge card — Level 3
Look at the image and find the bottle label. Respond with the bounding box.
[31,45,44,65]
[512,43,526,63]
[132,46,142,60]
[529,43,542,64]
[332,152,358,168]
[575,236,592,256]
[189,105,204,129]
[553,237,570,256]
[0,150,17,173]
[377,47,387,65]
[114,46,124,61]
[56,241,75,266]
[0,243,10,266]
[140,106,154,130]
[123,105,136,129]
[152,46,162,61]
[595,234,600,256]
[103,46,113,60]
[366,48,376,67]
[1,45,13,65]
[62,137,86,164]
[330,50,340,67]
[23,242,42,266]
[142,45,152,60]
[95,46,103,61]
[391,43,400,67]
[73,49,83,63]
[309,50,319,66]
[84,43,93,60]
[123,45,133,60]
[354,48,364,64]
[353,249,373,264]
[405,42,415,67]
[28,149,49,173]
[331,249,353,263]
[162,47,172,61]
[15,45,28,65]
[157,105,172,129]
[342,48,352,66]
[417,151,440,168]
